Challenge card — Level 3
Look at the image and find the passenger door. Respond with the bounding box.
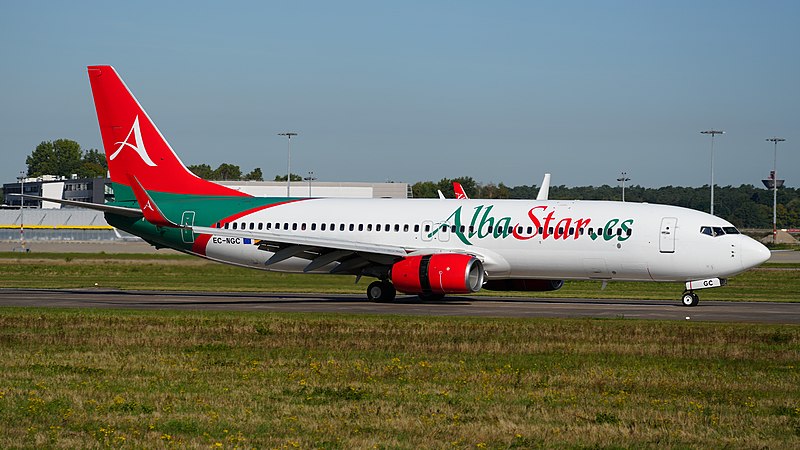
[659,217,677,253]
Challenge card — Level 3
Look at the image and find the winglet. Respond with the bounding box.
[128,175,179,227]
[536,173,551,200]
[453,182,469,199]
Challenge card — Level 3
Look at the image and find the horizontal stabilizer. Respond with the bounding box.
[10,193,142,217]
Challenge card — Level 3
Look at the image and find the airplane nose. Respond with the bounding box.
[739,235,771,270]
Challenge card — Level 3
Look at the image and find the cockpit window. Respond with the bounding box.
[701,225,740,237]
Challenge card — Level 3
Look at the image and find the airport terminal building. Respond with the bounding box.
[2,177,409,241]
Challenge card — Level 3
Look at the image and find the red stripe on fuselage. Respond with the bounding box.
[190,199,309,255]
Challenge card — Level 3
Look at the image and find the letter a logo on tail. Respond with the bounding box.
[110,116,157,166]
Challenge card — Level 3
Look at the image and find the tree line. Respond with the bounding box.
[412,177,799,229]
[19,140,797,229]
[25,139,108,179]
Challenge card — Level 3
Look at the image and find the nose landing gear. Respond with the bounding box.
[681,291,699,307]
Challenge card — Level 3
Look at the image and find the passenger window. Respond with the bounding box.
[358,224,363,231]
[626,229,632,237]
[311,223,316,231]
[301,223,306,231]
[292,223,298,231]
[450,225,456,233]
[569,227,574,235]
[538,227,543,234]
[424,224,430,232]
[460,225,466,233]
[232,223,237,230]
[283,223,289,230]
[414,224,420,233]
[339,224,345,231]
[249,223,254,230]
[403,224,409,232]
[700,226,712,236]
[367,224,372,231]
[527,227,533,234]
[377,224,382,232]
[258,223,263,230]
[616,228,622,236]
[487,226,493,233]
[321,223,326,231]
[517,226,523,234]
[266,223,271,230]
[558,227,564,235]
[548,227,554,235]
[349,224,354,231]
[395,224,400,232]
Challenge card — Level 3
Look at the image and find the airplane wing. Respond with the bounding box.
[189,224,483,274]
[10,194,143,217]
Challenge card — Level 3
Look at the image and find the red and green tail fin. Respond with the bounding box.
[87,65,249,201]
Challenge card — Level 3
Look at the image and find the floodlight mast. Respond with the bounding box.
[766,137,785,244]
[701,130,724,216]
[18,171,26,252]
[616,172,631,202]
[278,132,298,197]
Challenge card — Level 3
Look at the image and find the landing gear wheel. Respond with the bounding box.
[681,291,699,307]
[367,280,396,302]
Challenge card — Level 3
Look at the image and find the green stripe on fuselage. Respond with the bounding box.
[105,184,295,252]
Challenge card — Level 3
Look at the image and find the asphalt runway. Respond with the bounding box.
[1,289,799,324]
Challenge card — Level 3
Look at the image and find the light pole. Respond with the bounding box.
[278,132,297,197]
[616,172,630,202]
[18,171,26,252]
[304,171,317,197]
[701,130,724,216]
[766,137,785,244]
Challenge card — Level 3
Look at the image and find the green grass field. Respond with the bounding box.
[0,309,798,448]
[1,253,799,447]
[1,252,798,302]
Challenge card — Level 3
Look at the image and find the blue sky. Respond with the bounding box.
[1,1,798,188]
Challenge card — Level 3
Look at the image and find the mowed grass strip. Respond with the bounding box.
[0,309,798,448]
[1,254,798,302]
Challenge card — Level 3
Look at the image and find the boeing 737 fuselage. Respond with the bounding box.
[20,66,771,306]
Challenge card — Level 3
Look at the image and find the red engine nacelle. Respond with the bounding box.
[391,254,484,295]
[483,279,564,292]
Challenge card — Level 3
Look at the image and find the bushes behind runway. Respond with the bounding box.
[1,252,799,302]
[0,310,798,448]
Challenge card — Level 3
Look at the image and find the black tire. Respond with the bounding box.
[681,292,699,307]
[367,280,396,302]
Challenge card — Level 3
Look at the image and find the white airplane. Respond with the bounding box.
[19,66,771,307]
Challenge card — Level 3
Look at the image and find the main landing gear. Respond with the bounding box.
[367,280,396,302]
[681,291,700,307]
